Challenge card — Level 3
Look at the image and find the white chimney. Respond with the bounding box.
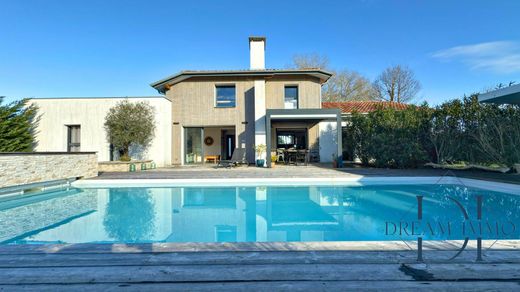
[249,36,266,70]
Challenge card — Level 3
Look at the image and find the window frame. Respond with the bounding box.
[66,124,81,152]
[215,84,237,108]
[284,85,299,109]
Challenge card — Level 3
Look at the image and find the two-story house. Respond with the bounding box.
[30,37,343,167]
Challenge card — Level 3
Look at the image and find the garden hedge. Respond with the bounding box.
[343,95,520,169]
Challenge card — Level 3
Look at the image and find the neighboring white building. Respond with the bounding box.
[29,96,172,166]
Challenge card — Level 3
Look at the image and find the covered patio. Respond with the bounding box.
[265,109,343,168]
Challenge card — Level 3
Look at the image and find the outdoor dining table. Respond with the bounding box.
[283,149,309,166]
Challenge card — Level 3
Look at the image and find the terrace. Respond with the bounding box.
[95,163,520,185]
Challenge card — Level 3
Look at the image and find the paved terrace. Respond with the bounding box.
[95,164,520,185]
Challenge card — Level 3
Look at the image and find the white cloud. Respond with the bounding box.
[432,41,520,74]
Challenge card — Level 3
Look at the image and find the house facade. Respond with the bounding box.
[30,37,343,167]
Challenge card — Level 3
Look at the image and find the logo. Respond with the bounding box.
[385,192,516,262]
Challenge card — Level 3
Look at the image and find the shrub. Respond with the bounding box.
[366,105,430,168]
[343,95,520,169]
[0,97,38,152]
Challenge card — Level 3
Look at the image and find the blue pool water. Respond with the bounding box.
[0,184,519,244]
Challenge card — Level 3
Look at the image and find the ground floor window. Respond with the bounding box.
[67,125,81,152]
[276,129,307,149]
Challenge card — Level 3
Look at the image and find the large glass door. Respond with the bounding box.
[185,127,204,164]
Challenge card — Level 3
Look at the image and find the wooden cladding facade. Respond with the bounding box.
[166,75,323,165]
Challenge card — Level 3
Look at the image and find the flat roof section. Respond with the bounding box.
[478,84,520,104]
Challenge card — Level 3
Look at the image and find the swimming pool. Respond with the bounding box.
[1,178,519,244]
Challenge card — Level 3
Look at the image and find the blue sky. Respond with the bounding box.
[1,0,519,105]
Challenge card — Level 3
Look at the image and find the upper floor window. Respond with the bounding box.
[284,86,298,109]
[215,85,236,108]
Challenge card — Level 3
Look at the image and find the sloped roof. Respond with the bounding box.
[322,101,409,114]
[150,68,333,94]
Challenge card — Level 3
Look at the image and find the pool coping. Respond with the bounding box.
[72,176,520,194]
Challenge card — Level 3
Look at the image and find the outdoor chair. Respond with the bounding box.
[217,148,246,168]
[296,150,309,166]
[276,148,285,164]
[309,149,320,162]
[286,149,297,165]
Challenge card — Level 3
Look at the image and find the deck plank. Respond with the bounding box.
[0,263,410,284]
[0,250,519,268]
[1,281,520,291]
[1,263,519,285]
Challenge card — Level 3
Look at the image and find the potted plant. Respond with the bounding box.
[271,154,277,167]
[254,144,267,167]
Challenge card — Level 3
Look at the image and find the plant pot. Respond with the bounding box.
[256,159,265,167]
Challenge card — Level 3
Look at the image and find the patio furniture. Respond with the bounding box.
[276,148,285,164]
[205,155,220,164]
[284,149,298,165]
[296,150,309,166]
[186,153,195,164]
[309,149,320,162]
[217,148,246,168]
[282,149,310,165]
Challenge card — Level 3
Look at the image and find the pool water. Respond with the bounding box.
[0,184,519,244]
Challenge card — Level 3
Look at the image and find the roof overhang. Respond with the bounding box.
[478,84,520,104]
[266,109,341,121]
[150,69,333,94]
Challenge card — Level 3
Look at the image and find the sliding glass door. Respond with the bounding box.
[185,127,204,164]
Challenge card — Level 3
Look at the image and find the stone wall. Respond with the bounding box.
[0,152,98,188]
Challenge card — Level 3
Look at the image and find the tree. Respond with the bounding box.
[0,97,38,152]
[292,53,330,69]
[373,65,421,103]
[104,100,156,161]
[292,54,376,101]
[322,70,377,102]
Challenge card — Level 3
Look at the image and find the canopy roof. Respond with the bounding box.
[478,84,520,104]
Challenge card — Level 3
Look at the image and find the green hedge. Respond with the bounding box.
[343,95,520,168]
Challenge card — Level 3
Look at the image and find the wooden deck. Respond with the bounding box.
[1,243,519,290]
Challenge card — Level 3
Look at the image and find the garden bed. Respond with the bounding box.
[424,162,512,173]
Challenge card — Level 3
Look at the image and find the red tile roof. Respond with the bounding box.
[322,101,409,114]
